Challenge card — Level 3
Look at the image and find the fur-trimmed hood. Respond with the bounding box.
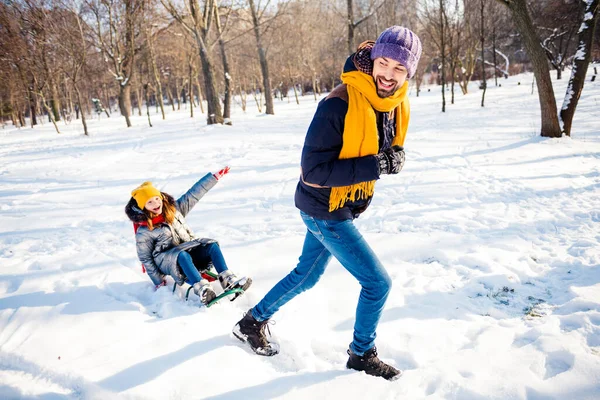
[124,192,176,224]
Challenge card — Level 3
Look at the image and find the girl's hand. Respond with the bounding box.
[214,166,230,180]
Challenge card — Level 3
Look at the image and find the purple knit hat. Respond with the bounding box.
[370,26,422,79]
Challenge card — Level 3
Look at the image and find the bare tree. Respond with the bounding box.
[0,3,40,127]
[479,0,486,107]
[5,0,66,132]
[87,0,144,128]
[345,0,385,55]
[534,0,580,80]
[419,0,447,110]
[214,1,232,124]
[442,0,461,104]
[560,0,599,136]
[54,0,91,135]
[144,3,168,120]
[495,0,561,138]
[456,1,478,95]
[440,0,446,112]
[186,50,196,118]
[247,0,275,115]
[161,0,223,124]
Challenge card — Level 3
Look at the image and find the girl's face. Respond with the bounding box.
[144,196,163,215]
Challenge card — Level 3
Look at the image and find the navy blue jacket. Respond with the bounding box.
[294,56,397,220]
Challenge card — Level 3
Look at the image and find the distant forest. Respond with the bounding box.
[1,0,598,136]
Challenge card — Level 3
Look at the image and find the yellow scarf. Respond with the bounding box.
[329,71,410,212]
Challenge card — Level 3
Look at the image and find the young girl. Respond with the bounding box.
[125,167,251,305]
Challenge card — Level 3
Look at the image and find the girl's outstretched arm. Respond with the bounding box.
[176,166,229,216]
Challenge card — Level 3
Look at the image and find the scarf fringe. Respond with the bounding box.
[329,181,375,212]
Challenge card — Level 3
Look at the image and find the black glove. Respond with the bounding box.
[375,145,405,175]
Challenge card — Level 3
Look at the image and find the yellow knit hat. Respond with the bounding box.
[131,181,162,209]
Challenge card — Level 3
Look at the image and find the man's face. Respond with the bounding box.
[371,57,408,98]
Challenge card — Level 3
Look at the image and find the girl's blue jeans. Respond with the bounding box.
[177,242,228,285]
[251,211,392,356]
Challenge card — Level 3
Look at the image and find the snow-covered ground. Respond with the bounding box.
[0,67,599,400]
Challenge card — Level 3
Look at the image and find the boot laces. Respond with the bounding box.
[242,310,275,348]
[364,348,396,373]
[256,319,275,347]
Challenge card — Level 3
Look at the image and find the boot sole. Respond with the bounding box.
[346,362,402,381]
[224,277,252,292]
[232,324,279,357]
[228,278,252,302]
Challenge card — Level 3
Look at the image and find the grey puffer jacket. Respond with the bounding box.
[125,173,218,286]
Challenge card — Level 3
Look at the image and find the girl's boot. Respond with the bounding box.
[193,279,216,305]
[218,270,252,292]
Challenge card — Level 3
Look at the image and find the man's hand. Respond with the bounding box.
[214,166,231,180]
[375,145,405,175]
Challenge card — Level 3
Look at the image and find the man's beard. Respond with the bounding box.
[374,76,399,98]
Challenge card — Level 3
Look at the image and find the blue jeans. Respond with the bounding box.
[252,211,392,356]
[177,243,228,285]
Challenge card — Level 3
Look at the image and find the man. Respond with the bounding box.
[233,26,422,381]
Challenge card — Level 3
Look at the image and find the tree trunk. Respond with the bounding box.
[214,3,232,125]
[146,28,166,120]
[103,83,111,116]
[144,84,153,128]
[187,57,195,118]
[38,90,61,134]
[84,91,92,117]
[167,84,175,111]
[288,64,299,105]
[0,99,5,128]
[118,84,132,127]
[450,65,455,104]
[135,86,143,116]
[19,109,26,127]
[492,25,498,86]
[65,77,74,117]
[497,0,561,137]
[49,80,61,122]
[175,79,181,110]
[181,85,187,105]
[347,0,355,55]
[560,0,599,136]
[74,84,89,136]
[195,77,205,114]
[480,0,487,107]
[189,77,194,118]
[440,0,446,113]
[196,36,224,124]
[252,78,262,113]
[249,0,274,115]
[239,82,247,112]
[28,87,38,127]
